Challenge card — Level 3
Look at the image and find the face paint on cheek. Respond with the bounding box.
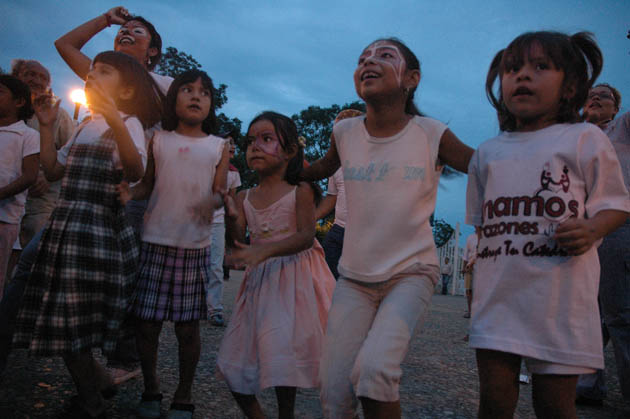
[362,43,406,87]
[253,137,281,157]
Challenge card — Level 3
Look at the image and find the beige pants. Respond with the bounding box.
[319,266,436,418]
[0,222,19,300]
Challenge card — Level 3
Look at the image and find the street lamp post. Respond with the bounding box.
[70,89,87,121]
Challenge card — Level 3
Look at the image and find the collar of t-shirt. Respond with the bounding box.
[0,120,28,135]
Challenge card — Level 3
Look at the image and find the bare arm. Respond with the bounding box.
[225,190,248,245]
[229,183,316,267]
[55,6,129,80]
[315,194,337,221]
[0,154,39,201]
[301,133,341,182]
[438,129,474,174]
[128,137,156,200]
[33,99,66,181]
[555,209,628,256]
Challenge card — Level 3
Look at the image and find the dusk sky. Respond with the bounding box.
[2,0,629,239]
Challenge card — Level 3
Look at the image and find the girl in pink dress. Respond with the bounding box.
[217,111,335,418]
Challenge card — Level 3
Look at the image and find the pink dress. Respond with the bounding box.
[216,187,335,394]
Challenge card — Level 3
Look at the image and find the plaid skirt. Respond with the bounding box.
[131,241,210,322]
[13,139,138,357]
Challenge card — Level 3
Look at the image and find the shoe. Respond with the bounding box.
[59,396,108,419]
[167,402,195,418]
[463,312,471,318]
[107,366,142,385]
[210,313,225,327]
[575,395,604,407]
[136,393,163,419]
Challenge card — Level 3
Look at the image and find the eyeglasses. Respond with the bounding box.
[587,91,615,102]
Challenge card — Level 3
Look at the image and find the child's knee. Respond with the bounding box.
[174,321,199,343]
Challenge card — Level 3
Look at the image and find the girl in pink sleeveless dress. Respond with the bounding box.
[217,111,335,418]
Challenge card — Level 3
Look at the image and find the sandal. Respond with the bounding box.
[167,402,195,418]
[135,393,163,419]
[58,396,108,419]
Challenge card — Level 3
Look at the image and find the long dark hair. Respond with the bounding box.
[365,37,424,116]
[93,51,163,129]
[162,69,217,134]
[486,31,603,132]
[0,75,33,122]
[247,111,322,203]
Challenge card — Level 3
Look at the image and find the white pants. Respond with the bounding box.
[206,223,225,315]
[319,266,436,418]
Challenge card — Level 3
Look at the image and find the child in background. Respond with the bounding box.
[0,75,39,297]
[13,51,162,418]
[217,111,335,419]
[301,38,472,418]
[124,69,228,419]
[466,31,630,418]
[207,130,241,326]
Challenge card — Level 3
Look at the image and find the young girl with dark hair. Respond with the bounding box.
[467,31,630,418]
[121,69,228,418]
[301,37,472,418]
[216,111,334,419]
[55,6,172,94]
[12,50,162,418]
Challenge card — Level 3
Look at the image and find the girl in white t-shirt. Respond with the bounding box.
[123,70,229,418]
[14,51,162,418]
[301,38,473,418]
[216,111,335,419]
[467,31,630,418]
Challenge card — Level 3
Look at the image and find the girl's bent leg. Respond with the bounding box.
[531,374,578,419]
[135,319,163,395]
[232,392,265,419]
[476,349,521,419]
[173,320,200,404]
[275,386,296,419]
[351,274,433,418]
[319,278,380,418]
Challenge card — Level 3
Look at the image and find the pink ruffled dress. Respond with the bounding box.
[217,187,335,394]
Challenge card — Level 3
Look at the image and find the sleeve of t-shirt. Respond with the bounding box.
[417,117,448,167]
[327,173,339,196]
[228,170,241,190]
[579,125,630,216]
[466,149,484,226]
[22,129,40,158]
[126,117,148,170]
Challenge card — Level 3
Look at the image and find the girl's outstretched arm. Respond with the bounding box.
[55,6,129,80]
[125,135,156,201]
[228,183,316,268]
[33,96,66,181]
[225,190,248,245]
[301,134,341,182]
[438,129,474,174]
[555,210,628,256]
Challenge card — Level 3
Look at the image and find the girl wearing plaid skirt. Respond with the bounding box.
[13,51,163,418]
[123,70,229,419]
[217,111,335,419]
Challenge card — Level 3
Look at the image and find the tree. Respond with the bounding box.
[431,217,454,248]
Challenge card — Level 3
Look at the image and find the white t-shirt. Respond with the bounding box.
[143,131,225,248]
[150,72,173,96]
[333,115,447,283]
[327,169,347,228]
[440,261,453,276]
[464,234,478,264]
[0,121,40,224]
[466,123,630,369]
[58,113,147,169]
[212,169,241,224]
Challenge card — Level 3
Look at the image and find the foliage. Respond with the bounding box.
[431,217,454,248]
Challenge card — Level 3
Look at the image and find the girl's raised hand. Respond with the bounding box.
[86,79,123,127]
[225,240,267,268]
[33,93,61,127]
[223,192,238,219]
[104,6,130,25]
[116,181,132,206]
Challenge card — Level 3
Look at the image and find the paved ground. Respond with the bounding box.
[1,270,628,418]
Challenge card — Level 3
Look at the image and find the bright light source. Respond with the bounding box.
[70,89,87,106]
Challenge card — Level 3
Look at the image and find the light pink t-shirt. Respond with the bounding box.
[327,169,347,228]
[212,170,241,224]
[0,121,40,224]
[333,115,447,283]
[466,123,630,369]
[142,131,225,248]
